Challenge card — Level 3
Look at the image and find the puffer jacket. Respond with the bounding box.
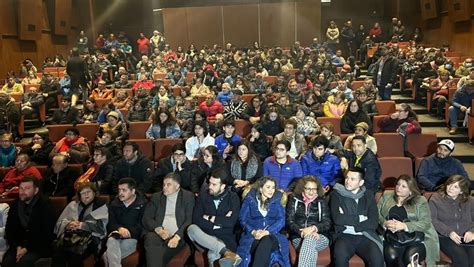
[286,193,332,239]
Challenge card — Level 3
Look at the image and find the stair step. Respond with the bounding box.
[422,127,469,143]
[418,115,447,127]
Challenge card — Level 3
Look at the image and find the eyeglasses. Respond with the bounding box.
[304,187,318,192]
[173,153,185,156]
[80,190,94,195]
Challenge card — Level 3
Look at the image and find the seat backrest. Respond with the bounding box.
[47,124,74,142]
[234,119,252,137]
[379,157,413,189]
[373,133,404,157]
[316,117,341,136]
[94,98,111,109]
[128,121,151,139]
[263,76,277,84]
[50,196,68,220]
[406,133,437,158]
[242,94,256,104]
[372,115,388,133]
[154,138,183,161]
[129,139,153,160]
[351,80,364,90]
[414,157,424,176]
[76,123,100,143]
[375,100,396,115]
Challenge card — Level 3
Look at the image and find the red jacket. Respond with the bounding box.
[0,166,43,196]
[199,101,224,121]
[137,37,150,55]
[132,80,154,90]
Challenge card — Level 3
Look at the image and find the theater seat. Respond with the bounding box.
[49,196,68,219]
[167,244,191,267]
[468,99,474,142]
[375,100,396,115]
[193,250,208,267]
[439,251,452,264]
[121,251,140,267]
[379,157,413,189]
[235,119,252,137]
[373,133,404,157]
[129,139,153,160]
[373,115,388,133]
[242,94,256,104]
[154,138,183,161]
[263,76,277,84]
[76,123,100,142]
[316,117,341,136]
[128,121,152,139]
[414,157,424,176]
[406,133,437,158]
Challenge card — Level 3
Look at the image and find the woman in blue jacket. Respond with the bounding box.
[145,108,182,140]
[237,176,290,267]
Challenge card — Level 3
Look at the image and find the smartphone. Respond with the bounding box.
[410,252,419,266]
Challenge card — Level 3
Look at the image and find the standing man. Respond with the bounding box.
[104,178,146,267]
[3,177,55,267]
[187,168,241,266]
[373,45,398,100]
[142,173,195,266]
[66,47,87,106]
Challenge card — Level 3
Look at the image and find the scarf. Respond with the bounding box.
[74,164,100,189]
[230,155,259,181]
[302,192,318,215]
[58,136,79,153]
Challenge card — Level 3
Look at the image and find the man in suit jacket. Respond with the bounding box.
[142,173,195,266]
[3,176,55,267]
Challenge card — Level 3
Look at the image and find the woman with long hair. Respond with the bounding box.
[145,108,182,140]
[247,124,271,161]
[429,175,474,267]
[20,132,54,166]
[237,176,290,267]
[227,140,262,193]
[378,175,439,266]
[340,100,372,134]
[190,145,225,194]
[379,103,421,135]
[286,176,331,267]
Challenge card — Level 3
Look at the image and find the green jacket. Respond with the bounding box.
[377,190,440,266]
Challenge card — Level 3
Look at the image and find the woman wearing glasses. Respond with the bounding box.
[286,176,331,267]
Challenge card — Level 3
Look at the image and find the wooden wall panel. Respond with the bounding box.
[162,8,190,49]
[18,0,42,40]
[186,6,223,48]
[222,5,258,48]
[420,0,438,20]
[296,2,321,46]
[54,0,72,35]
[448,0,471,22]
[260,2,296,48]
[0,0,18,36]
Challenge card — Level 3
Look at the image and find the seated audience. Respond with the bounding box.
[247,124,271,161]
[323,91,347,118]
[291,106,319,137]
[21,86,44,123]
[104,178,146,267]
[21,71,40,86]
[91,80,113,99]
[261,108,285,138]
[227,140,262,193]
[52,96,80,125]
[97,111,128,142]
[274,94,296,119]
[80,98,99,123]
[153,143,192,192]
[185,121,215,161]
[42,154,80,199]
[447,79,474,135]
[341,100,372,134]
[301,136,342,189]
[263,140,303,191]
[341,136,381,191]
[273,119,307,159]
[112,141,154,194]
[417,139,470,191]
[237,176,290,267]
[146,108,181,140]
[319,122,343,154]
[0,154,42,198]
[223,90,248,121]
[1,77,24,94]
[428,69,456,118]
[303,92,324,118]
[52,182,108,267]
[330,168,384,267]
[379,103,421,136]
[151,85,176,109]
[20,133,54,166]
[198,93,224,121]
[215,120,241,159]
[187,168,241,266]
[97,102,125,124]
[378,175,439,266]
[190,146,226,194]
[49,127,91,164]
[344,122,377,155]
[0,132,17,167]
[190,78,211,98]
[74,147,114,194]
[286,176,331,267]
[127,99,150,122]
[355,88,378,117]
[142,173,194,266]
[112,90,132,110]
[330,79,354,101]
[216,83,233,105]
[429,175,474,267]
[94,130,122,163]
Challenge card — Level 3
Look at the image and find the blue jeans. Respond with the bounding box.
[448,106,462,128]
[378,85,392,100]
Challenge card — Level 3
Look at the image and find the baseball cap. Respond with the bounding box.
[438,139,455,151]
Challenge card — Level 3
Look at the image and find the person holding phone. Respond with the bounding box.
[429,175,474,267]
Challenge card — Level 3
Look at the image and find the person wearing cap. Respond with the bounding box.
[223,90,248,121]
[341,100,372,134]
[97,110,128,142]
[417,139,470,191]
[91,80,113,99]
[51,96,80,125]
[344,122,377,155]
[49,127,90,164]
[448,79,474,134]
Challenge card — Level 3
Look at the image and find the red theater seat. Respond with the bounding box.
[379,157,413,189]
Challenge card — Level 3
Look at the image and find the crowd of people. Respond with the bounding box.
[0,16,472,267]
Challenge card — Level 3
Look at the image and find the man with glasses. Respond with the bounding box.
[263,140,303,191]
[154,143,192,191]
[187,168,241,267]
[273,119,307,159]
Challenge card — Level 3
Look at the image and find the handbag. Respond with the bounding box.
[56,229,92,255]
[384,230,425,247]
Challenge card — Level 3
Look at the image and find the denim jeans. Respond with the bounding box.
[104,237,137,267]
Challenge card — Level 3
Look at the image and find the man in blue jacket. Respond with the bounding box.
[448,80,474,134]
[214,120,241,160]
[417,139,471,191]
[263,140,303,191]
[301,136,342,191]
[187,168,241,267]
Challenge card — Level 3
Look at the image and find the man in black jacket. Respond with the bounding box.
[39,72,61,110]
[341,135,381,191]
[112,141,154,193]
[104,178,146,267]
[143,173,194,266]
[153,143,192,192]
[373,45,398,100]
[329,168,383,267]
[42,154,80,200]
[51,96,80,125]
[3,177,55,267]
[187,168,241,267]
[67,47,87,104]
